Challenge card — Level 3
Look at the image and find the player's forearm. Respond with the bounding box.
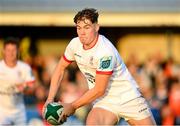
[47,57,71,101]
[72,74,110,109]
[16,80,35,88]
[15,81,35,93]
[47,68,64,101]
[72,87,104,109]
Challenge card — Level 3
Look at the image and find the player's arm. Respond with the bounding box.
[6,65,36,94]
[47,39,74,101]
[62,73,111,116]
[15,80,35,93]
[62,54,115,116]
[46,56,71,102]
[73,73,110,107]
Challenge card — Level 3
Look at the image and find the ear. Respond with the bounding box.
[95,24,100,32]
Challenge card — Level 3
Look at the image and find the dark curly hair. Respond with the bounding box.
[74,8,99,24]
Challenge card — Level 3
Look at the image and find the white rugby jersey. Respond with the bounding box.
[64,35,141,105]
[0,60,35,114]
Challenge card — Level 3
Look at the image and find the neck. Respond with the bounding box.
[4,59,17,68]
[83,34,99,50]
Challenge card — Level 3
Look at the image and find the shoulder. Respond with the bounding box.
[69,37,81,45]
[0,60,3,67]
[67,37,82,49]
[17,60,31,69]
[71,37,79,42]
[0,60,3,64]
[100,35,114,49]
[97,35,115,56]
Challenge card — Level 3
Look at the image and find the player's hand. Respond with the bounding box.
[8,83,26,94]
[60,102,76,117]
[59,111,67,124]
[15,83,26,93]
[42,99,54,119]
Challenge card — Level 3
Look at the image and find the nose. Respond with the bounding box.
[79,29,85,35]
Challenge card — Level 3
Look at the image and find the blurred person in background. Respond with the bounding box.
[0,37,35,125]
[44,8,156,125]
[161,79,180,125]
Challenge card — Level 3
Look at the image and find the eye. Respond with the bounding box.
[76,26,81,30]
[84,26,90,29]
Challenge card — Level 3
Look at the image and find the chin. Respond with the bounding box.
[81,41,87,45]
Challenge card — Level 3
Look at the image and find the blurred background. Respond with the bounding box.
[0,0,180,125]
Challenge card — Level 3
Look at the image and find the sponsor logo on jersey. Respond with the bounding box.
[74,53,82,58]
[0,85,17,95]
[138,107,148,113]
[85,72,95,84]
[99,56,112,70]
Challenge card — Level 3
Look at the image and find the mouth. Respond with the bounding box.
[80,36,86,39]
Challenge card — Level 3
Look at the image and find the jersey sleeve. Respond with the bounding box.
[24,65,35,87]
[63,39,75,63]
[96,54,116,75]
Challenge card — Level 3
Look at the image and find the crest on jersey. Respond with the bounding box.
[99,56,112,69]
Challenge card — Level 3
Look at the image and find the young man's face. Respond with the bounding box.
[76,19,99,46]
[3,43,18,62]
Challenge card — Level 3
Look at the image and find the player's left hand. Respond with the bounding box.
[60,102,76,117]
[15,83,26,93]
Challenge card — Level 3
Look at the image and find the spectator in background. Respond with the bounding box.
[0,37,35,125]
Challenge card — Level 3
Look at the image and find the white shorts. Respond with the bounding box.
[93,96,152,122]
[0,110,26,125]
